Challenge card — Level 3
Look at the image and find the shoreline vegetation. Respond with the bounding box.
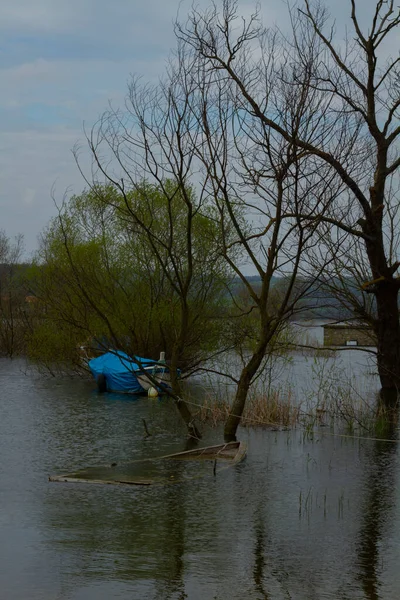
[196,383,382,435]
[0,259,385,438]
[185,333,384,436]
[0,296,384,438]
[195,370,382,437]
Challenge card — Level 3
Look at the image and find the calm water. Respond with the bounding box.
[1,357,400,600]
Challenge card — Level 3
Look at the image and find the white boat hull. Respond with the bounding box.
[136,366,173,391]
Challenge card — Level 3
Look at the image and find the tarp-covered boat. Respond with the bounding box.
[89,350,158,394]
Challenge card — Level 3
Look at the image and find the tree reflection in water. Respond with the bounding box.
[357,415,398,600]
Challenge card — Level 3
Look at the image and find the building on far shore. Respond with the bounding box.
[323,322,377,347]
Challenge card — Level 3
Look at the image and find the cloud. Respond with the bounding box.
[0,0,177,35]
[0,128,85,254]
[0,0,181,69]
[22,188,36,206]
[0,0,201,257]
[0,0,395,258]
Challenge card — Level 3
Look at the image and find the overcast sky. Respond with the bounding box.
[0,0,391,257]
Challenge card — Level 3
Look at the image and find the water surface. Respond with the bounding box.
[0,358,399,599]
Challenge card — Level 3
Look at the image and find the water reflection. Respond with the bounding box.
[153,462,186,600]
[357,419,398,600]
[252,509,270,600]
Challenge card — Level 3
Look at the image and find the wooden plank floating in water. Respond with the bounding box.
[49,441,247,487]
[159,441,244,461]
[48,475,153,486]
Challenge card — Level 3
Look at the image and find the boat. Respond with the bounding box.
[89,350,159,394]
[49,441,247,486]
[135,352,178,392]
[89,350,179,394]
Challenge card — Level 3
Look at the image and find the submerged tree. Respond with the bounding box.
[176,0,400,411]
[66,50,250,437]
[169,3,340,439]
[63,1,342,440]
[72,61,310,440]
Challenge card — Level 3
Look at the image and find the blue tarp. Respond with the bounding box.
[89,351,158,393]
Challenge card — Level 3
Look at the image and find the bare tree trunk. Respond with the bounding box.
[362,176,400,405]
[169,355,201,439]
[375,284,400,406]
[169,302,202,439]
[224,343,268,440]
[174,395,201,439]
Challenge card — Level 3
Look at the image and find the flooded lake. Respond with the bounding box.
[1,348,399,599]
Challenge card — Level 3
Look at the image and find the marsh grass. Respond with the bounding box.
[242,388,299,429]
[195,385,378,434]
[195,386,300,429]
[197,395,231,426]
[191,332,382,436]
[194,351,380,434]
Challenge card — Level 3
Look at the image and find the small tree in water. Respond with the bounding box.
[172,4,338,439]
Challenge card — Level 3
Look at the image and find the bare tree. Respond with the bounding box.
[70,51,242,439]
[65,13,339,440]
[176,0,400,409]
[168,20,337,438]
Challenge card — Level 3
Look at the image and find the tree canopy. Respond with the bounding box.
[30,181,231,378]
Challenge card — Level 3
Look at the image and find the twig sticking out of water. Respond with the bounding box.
[142,418,152,439]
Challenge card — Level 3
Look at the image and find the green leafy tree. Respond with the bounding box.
[31,182,231,436]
